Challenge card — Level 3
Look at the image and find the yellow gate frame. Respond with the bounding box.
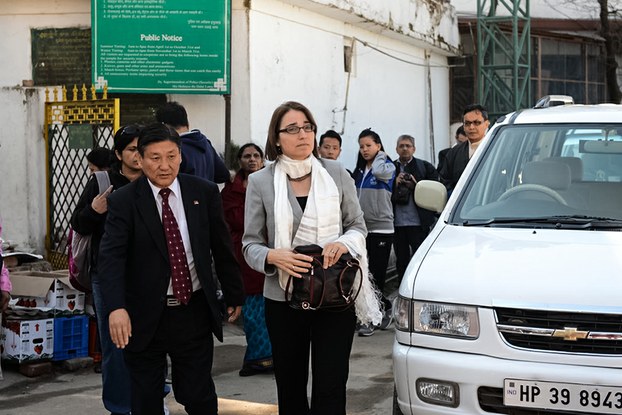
[44,85,119,269]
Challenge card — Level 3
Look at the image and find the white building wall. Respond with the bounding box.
[0,87,47,250]
[245,0,456,169]
[0,0,459,252]
[0,1,91,86]
[0,1,90,252]
[230,3,252,146]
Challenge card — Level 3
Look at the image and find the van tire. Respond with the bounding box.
[392,385,405,415]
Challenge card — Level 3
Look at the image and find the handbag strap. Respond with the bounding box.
[337,259,363,308]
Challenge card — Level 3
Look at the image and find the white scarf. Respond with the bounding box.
[274,156,383,325]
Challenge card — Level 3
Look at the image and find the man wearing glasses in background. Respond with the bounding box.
[439,104,490,193]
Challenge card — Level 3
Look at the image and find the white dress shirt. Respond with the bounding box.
[147,177,201,295]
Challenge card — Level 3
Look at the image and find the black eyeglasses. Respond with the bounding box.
[278,124,316,135]
[463,120,484,127]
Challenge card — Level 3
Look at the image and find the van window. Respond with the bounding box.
[453,124,622,224]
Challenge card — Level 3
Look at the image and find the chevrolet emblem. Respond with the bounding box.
[552,327,589,341]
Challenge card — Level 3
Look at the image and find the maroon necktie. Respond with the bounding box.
[159,188,192,304]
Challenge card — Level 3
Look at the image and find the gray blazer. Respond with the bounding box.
[242,158,367,302]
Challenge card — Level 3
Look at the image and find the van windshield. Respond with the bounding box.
[452,123,622,227]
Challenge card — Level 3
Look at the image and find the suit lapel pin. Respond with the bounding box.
[193,200,199,205]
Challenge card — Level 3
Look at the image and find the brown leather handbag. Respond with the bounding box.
[285,244,362,311]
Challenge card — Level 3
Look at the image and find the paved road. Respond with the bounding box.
[0,322,395,415]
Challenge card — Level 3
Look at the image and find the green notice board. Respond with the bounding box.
[67,124,94,149]
[92,0,230,94]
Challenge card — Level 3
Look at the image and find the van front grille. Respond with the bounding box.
[495,308,622,354]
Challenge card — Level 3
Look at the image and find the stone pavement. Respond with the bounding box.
[0,318,395,415]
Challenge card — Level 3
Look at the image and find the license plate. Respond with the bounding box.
[504,379,622,414]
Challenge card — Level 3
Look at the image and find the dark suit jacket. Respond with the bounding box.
[439,140,470,192]
[98,174,244,351]
[437,147,450,172]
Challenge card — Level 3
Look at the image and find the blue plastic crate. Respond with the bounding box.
[52,315,88,361]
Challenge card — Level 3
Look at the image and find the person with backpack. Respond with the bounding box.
[70,124,143,415]
[391,135,439,283]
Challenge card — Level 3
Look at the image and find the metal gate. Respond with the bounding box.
[44,85,119,269]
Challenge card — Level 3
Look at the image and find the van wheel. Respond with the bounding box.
[392,385,405,415]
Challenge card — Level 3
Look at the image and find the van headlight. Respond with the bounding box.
[414,301,479,338]
[394,297,479,338]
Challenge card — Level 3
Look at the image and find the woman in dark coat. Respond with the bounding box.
[221,143,273,376]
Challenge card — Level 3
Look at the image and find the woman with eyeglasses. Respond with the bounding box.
[243,101,381,415]
[70,124,143,415]
[351,128,396,337]
[221,143,274,377]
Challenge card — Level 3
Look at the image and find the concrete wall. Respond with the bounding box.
[0,1,90,252]
[245,0,456,169]
[284,0,460,53]
[0,0,459,252]
[0,87,48,251]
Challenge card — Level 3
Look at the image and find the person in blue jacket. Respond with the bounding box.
[156,101,230,183]
[351,128,396,337]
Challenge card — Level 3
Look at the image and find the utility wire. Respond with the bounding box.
[354,37,465,68]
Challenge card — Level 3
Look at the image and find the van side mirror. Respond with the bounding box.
[415,180,447,213]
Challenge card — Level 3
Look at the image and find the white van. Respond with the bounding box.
[392,100,622,415]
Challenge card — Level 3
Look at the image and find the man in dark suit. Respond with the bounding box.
[440,104,490,193]
[98,123,244,415]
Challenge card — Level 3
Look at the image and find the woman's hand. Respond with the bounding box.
[91,185,113,214]
[267,248,312,277]
[227,305,243,323]
[322,242,348,269]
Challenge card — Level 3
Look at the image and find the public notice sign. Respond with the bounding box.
[92,0,230,94]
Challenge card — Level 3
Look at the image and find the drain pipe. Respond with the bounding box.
[426,50,436,165]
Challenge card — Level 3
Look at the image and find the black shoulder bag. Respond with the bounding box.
[285,244,362,311]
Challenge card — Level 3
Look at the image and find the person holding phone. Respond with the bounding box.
[70,124,143,415]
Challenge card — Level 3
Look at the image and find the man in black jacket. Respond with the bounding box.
[71,124,143,415]
[98,123,244,415]
[392,135,439,281]
[439,104,490,193]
